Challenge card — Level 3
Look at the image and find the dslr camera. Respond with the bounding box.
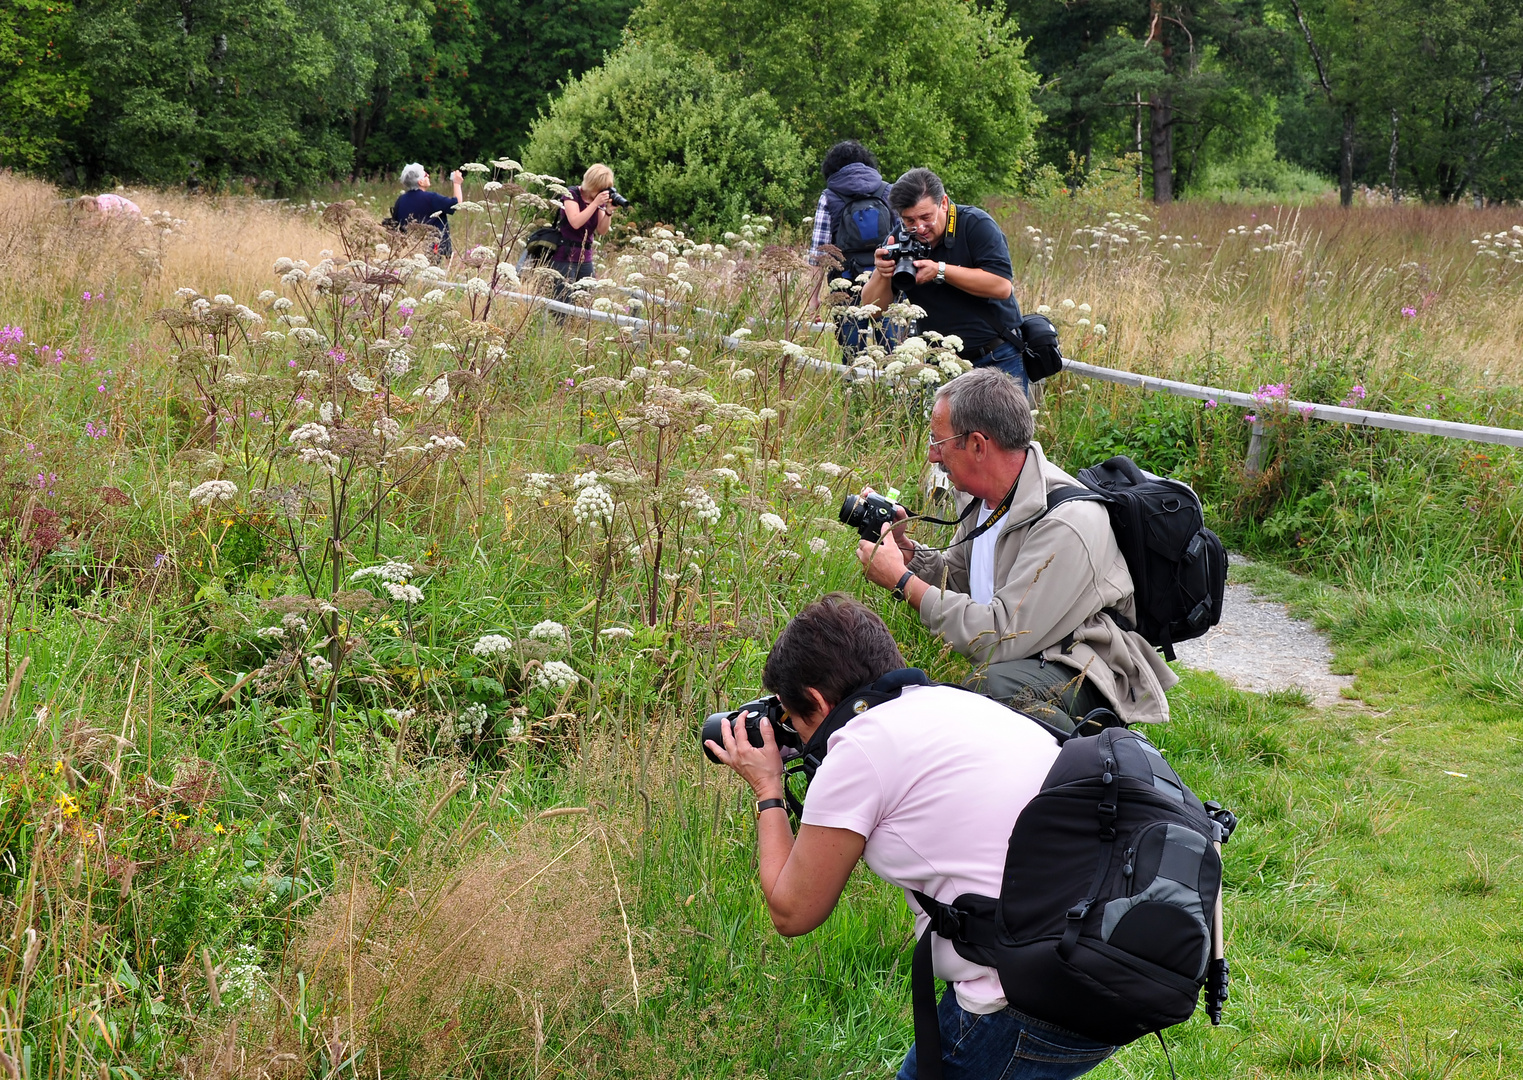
[839,492,899,542]
[700,695,802,764]
[607,188,630,208]
[880,230,932,293]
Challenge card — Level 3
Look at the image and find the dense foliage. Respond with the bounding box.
[521,42,813,230]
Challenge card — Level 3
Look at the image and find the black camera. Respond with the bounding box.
[607,188,629,208]
[881,230,931,293]
[839,491,899,542]
[700,696,802,764]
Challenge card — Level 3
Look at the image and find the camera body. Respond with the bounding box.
[700,696,802,764]
[839,491,899,542]
[607,188,630,208]
[881,230,932,293]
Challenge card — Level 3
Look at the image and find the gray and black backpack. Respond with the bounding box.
[910,725,1236,1077]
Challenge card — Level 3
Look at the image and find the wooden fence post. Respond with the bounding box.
[1244,421,1267,476]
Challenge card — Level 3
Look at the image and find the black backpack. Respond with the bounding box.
[911,725,1237,1077]
[1046,456,1226,661]
[974,308,1065,383]
[829,194,894,279]
[523,214,562,265]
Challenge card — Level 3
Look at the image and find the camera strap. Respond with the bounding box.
[905,457,1029,551]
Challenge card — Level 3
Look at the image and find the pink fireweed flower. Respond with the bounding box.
[1401,306,1417,317]
[84,421,107,438]
[1244,414,1257,424]
[1339,385,1366,407]
[1204,398,1217,408]
[1253,383,1289,401]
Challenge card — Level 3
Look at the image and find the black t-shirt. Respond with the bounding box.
[900,204,1021,356]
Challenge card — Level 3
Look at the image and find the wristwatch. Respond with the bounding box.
[935,261,947,284]
[756,797,786,816]
[892,570,916,602]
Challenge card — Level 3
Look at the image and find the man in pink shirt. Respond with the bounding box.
[707,594,1114,1079]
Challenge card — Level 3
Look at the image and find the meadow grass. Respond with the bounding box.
[0,168,1520,1078]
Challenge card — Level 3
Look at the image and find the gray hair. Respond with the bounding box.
[399,163,426,190]
[936,368,1033,451]
[889,168,946,213]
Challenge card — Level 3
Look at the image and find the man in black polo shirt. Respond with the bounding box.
[860,168,1028,389]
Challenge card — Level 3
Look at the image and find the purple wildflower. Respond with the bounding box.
[1244,414,1257,424]
[1204,398,1218,408]
[1401,306,1417,318]
[84,421,107,438]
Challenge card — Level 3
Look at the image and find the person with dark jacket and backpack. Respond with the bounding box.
[807,141,898,353]
[855,368,1179,727]
[392,164,464,260]
[704,594,1117,1079]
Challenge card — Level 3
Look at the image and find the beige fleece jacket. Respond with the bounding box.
[906,442,1178,724]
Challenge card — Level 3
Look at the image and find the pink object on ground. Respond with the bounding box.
[94,193,142,216]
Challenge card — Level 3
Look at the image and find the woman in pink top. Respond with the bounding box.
[76,193,142,216]
[706,594,1114,1080]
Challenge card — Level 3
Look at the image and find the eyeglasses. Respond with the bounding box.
[927,430,971,450]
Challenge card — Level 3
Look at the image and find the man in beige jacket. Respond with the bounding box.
[857,368,1177,725]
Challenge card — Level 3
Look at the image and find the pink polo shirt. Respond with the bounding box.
[800,683,1061,1013]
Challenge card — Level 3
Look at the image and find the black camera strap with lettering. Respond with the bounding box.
[901,452,1034,552]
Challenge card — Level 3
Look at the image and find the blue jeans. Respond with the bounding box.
[896,989,1114,1080]
[973,341,1029,394]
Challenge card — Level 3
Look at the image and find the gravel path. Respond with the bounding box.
[1172,560,1355,707]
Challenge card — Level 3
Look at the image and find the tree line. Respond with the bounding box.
[2,0,1520,215]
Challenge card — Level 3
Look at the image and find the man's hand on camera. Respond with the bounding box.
[872,247,896,277]
[858,521,911,591]
[704,711,785,801]
[859,486,915,559]
[911,259,940,286]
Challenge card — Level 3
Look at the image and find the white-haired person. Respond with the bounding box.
[392,164,464,259]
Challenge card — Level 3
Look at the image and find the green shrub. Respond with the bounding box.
[521,41,813,233]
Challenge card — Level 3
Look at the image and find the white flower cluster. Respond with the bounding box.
[449,702,489,740]
[680,487,721,525]
[712,467,740,483]
[289,422,330,447]
[472,634,514,659]
[529,620,568,643]
[424,433,466,453]
[348,373,378,393]
[817,462,845,477]
[523,473,557,497]
[384,582,425,604]
[712,403,758,424]
[532,660,579,693]
[759,513,787,534]
[255,625,286,640]
[383,707,416,724]
[572,482,615,525]
[352,561,414,583]
[599,626,634,641]
[188,480,238,506]
[808,537,829,555]
[307,655,333,680]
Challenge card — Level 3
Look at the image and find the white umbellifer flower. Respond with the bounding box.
[373,416,402,441]
[680,487,721,525]
[282,612,308,632]
[261,331,286,345]
[425,434,466,453]
[939,358,965,378]
[731,368,755,382]
[461,162,489,173]
[816,462,845,477]
[1060,299,1075,310]
[1077,318,1091,329]
[1078,302,1092,314]
[883,360,906,379]
[289,326,321,347]
[942,335,964,352]
[813,484,832,499]
[808,537,829,555]
[210,293,233,305]
[759,513,787,533]
[464,277,491,298]
[529,620,568,643]
[384,582,425,604]
[675,346,691,359]
[419,376,449,404]
[1094,324,1107,336]
[627,366,649,382]
[572,483,615,525]
[348,373,377,392]
[318,402,340,424]
[174,287,199,300]
[352,561,413,584]
[289,422,330,446]
[385,349,411,378]
[234,305,262,324]
[421,288,446,305]
[188,480,237,506]
[472,634,514,659]
[273,258,295,274]
[271,296,293,313]
[383,707,416,723]
[600,626,634,640]
[572,471,600,488]
[297,369,324,384]
[917,366,942,386]
[299,447,341,474]
[450,702,489,740]
[523,473,556,497]
[306,654,333,680]
[712,467,740,483]
[712,403,757,423]
[757,407,779,422]
[256,626,286,640]
[532,660,579,693]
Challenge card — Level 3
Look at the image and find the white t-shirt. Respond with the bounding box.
[969,502,1007,604]
[800,684,1061,1013]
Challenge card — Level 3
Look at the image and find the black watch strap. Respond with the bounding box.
[892,570,916,602]
[755,798,786,816]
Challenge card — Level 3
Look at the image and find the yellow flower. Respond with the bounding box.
[214,823,226,835]
[52,760,64,775]
[57,793,80,817]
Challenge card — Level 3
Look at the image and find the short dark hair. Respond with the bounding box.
[762,594,906,716]
[821,140,879,180]
[889,168,946,213]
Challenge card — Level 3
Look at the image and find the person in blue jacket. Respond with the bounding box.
[392,164,464,259]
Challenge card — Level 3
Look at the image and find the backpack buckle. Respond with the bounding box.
[1066,899,1092,922]
[1097,800,1117,841]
